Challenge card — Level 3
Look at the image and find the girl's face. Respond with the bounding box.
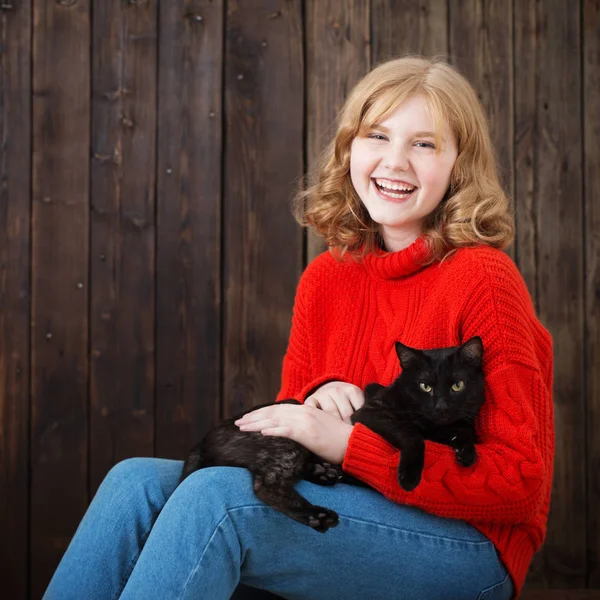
[350,95,458,251]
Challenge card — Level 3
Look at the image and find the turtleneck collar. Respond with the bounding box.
[362,235,433,280]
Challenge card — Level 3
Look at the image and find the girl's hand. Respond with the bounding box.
[305,381,365,424]
[234,403,354,464]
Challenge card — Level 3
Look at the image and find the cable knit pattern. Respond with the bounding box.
[276,236,554,598]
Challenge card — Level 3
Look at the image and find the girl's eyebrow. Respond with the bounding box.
[370,124,436,138]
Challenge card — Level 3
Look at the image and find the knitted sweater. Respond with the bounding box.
[275,236,554,598]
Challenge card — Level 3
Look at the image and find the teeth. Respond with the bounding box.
[375,179,415,192]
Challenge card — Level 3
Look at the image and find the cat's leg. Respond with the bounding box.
[448,426,478,466]
[350,409,426,491]
[252,474,339,532]
[397,435,426,492]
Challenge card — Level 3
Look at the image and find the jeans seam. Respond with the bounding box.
[226,505,492,547]
[339,515,493,546]
[113,510,159,599]
[477,573,511,600]
[179,512,231,600]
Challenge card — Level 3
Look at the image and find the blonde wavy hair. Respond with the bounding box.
[294,56,514,261]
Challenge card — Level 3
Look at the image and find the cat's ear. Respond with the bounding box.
[459,336,483,367]
[395,341,422,369]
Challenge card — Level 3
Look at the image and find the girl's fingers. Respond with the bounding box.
[237,418,278,432]
[349,389,365,411]
[235,408,273,425]
[317,395,344,420]
[338,398,356,423]
[260,426,294,438]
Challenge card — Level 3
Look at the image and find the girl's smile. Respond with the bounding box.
[372,177,418,202]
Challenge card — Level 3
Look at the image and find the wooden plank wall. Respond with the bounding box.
[0,1,598,598]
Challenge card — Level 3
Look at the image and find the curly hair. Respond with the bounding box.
[294,56,514,262]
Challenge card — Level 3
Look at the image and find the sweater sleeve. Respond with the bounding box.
[275,255,350,403]
[342,251,554,525]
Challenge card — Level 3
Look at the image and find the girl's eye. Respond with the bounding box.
[419,383,432,393]
[451,381,465,392]
[415,141,435,149]
[367,133,387,141]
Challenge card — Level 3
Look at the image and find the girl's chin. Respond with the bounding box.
[364,206,412,228]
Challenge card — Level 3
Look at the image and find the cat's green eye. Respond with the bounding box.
[419,383,432,393]
[451,381,465,392]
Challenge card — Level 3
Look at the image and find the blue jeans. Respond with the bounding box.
[43,458,513,600]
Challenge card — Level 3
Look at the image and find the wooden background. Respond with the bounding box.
[0,0,598,598]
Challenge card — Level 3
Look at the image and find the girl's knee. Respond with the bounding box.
[174,467,255,508]
[103,457,159,487]
[98,457,181,502]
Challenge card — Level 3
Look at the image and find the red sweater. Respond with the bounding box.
[276,236,554,598]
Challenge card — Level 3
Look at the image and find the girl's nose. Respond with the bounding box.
[382,143,410,171]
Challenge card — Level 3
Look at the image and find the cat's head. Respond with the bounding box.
[394,337,485,425]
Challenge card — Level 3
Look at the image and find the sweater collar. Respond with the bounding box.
[363,235,433,280]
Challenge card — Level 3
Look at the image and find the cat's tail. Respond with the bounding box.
[179,445,203,483]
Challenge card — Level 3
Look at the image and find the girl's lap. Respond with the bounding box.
[112,458,511,600]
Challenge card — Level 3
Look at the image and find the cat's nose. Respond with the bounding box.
[435,399,448,411]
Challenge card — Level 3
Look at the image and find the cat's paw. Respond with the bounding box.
[398,468,421,492]
[304,461,343,486]
[305,507,339,532]
[455,444,477,467]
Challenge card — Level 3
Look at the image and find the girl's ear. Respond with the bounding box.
[395,341,422,370]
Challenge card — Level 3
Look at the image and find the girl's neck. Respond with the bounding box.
[379,224,423,252]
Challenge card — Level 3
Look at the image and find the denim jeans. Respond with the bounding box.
[43,458,513,600]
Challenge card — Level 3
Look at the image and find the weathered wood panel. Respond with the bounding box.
[156,0,224,458]
[514,0,539,307]
[583,0,600,589]
[89,0,157,495]
[371,0,448,60]
[223,0,304,417]
[515,0,586,590]
[306,0,370,262]
[513,3,545,587]
[30,1,91,597]
[0,1,31,597]
[449,0,514,260]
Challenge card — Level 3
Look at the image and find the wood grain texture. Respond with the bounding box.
[223,0,303,417]
[305,0,370,262]
[583,0,600,589]
[514,0,539,304]
[0,1,31,597]
[156,0,223,459]
[371,0,448,60]
[89,0,157,496]
[449,0,514,260]
[516,0,586,591]
[30,1,91,597]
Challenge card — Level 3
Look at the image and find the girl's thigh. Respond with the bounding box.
[225,474,512,600]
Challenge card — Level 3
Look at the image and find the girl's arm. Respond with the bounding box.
[275,258,348,403]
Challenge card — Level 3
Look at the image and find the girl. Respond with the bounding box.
[44,56,553,600]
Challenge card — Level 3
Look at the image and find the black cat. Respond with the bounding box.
[179,337,485,532]
[352,336,485,492]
